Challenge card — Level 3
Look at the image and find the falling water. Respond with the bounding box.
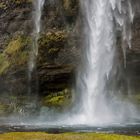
[36,0,138,126]
[74,0,137,125]
[28,0,45,93]
[1,0,140,129]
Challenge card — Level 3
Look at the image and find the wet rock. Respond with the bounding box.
[126,14,140,93]
[38,64,74,95]
[38,30,68,64]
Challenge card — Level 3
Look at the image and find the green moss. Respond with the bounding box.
[44,95,65,106]
[11,0,32,4]
[0,103,9,115]
[0,54,10,75]
[63,0,78,12]
[5,35,30,56]
[0,2,6,9]
[4,36,23,55]
[0,0,32,10]
[42,89,71,107]
[12,51,29,65]
[63,0,79,23]
[0,35,30,75]
[38,31,67,63]
[0,132,140,140]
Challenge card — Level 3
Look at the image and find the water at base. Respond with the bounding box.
[1,124,140,135]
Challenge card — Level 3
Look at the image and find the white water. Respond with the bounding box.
[1,0,139,127]
[36,0,139,126]
[28,0,45,80]
[28,0,45,94]
[72,0,138,125]
[35,0,139,126]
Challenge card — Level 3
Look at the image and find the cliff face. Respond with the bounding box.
[0,0,139,98]
[0,0,79,97]
[0,0,32,97]
[126,0,140,93]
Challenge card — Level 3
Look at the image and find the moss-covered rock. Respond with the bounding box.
[0,103,9,115]
[0,35,30,75]
[0,54,10,75]
[42,88,71,107]
[38,31,68,64]
[0,0,79,101]
[11,0,32,4]
[63,0,79,23]
[0,0,32,12]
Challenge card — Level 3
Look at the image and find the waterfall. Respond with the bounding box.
[74,0,136,125]
[28,0,45,94]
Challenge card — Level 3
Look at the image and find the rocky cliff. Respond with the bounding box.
[126,0,140,94]
[0,0,79,99]
[0,0,139,101]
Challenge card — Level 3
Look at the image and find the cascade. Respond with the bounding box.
[28,0,45,94]
[75,0,135,124]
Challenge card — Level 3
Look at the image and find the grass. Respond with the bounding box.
[0,132,140,140]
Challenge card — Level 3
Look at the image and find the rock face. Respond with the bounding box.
[0,0,139,99]
[126,2,140,93]
[0,0,79,97]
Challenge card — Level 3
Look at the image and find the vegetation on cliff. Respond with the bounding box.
[38,31,68,64]
[42,88,71,107]
[0,35,30,75]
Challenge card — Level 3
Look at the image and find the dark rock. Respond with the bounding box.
[38,64,74,95]
[126,13,140,93]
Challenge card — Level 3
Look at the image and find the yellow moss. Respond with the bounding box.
[39,31,67,50]
[4,36,23,55]
[0,132,140,140]
[44,95,65,106]
[38,31,67,63]
[11,0,32,4]
[0,61,9,74]
[0,2,6,8]
[12,51,29,65]
[0,35,30,75]
[63,0,70,10]
[0,103,9,114]
[48,48,60,54]
[0,54,10,74]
